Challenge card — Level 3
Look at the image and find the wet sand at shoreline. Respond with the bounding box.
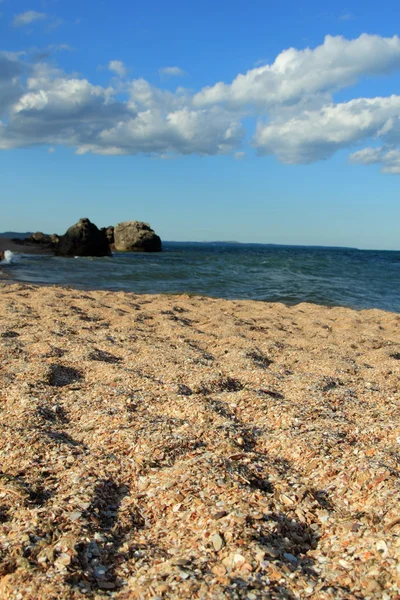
[0,283,399,599]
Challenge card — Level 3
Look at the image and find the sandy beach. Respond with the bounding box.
[0,283,399,599]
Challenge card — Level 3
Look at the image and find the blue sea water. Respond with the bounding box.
[2,242,400,313]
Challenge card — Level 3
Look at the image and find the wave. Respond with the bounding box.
[2,250,15,264]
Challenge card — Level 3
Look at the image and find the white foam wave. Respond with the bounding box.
[2,250,15,264]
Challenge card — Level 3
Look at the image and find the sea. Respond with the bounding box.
[2,242,400,313]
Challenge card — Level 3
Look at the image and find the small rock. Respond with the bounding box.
[213,510,228,520]
[283,552,298,564]
[211,533,224,552]
[97,581,116,590]
[69,511,82,522]
[94,565,107,579]
[54,553,71,568]
[376,540,388,558]
[173,558,191,566]
[233,553,246,567]
[263,545,280,559]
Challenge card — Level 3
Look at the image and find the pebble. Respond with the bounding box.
[69,511,82,522]
[211,533,224,552]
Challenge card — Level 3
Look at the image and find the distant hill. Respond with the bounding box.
[0,232,32,239]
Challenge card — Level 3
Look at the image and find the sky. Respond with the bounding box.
[1,0,400,249]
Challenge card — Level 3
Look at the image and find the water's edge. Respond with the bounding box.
[2,243,400,313]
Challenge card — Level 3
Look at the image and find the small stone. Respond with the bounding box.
[97,581,116,590]
[66,455,75,465]
[263,545,280,559]
[211,533,224,552]
[173,558,191,566]
[283,553,298,564]
[211,564,227,576]
[376,540,388,558]
[233,553,245,567]
[54,553,71,568]
[280,494,294,506]
[94,565,107,579]
[213,510,228,520]
[69,511,82,522]
[179,569,191,580]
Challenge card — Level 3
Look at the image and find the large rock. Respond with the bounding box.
[101,226,115,245]
[55,218,111,257]
[24,232,59,248]
[113,221,162,252]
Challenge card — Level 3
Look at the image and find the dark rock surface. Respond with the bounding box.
[102,226,115,245]
[113,221,162,252]
[55,218,111,257]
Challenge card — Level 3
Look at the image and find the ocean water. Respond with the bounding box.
[2,242,400,313]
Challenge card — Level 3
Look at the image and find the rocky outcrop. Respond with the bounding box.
[24,232,60,248]
[113,221,162,252]
[55,218,111,257]
[0,251,4,262]
[102,226,115,246]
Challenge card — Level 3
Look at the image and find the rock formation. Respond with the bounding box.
[0,251,4,262]
[113,221,162,252]
[24,232,60,248]
[101,226,115,246]
[55,218,111,257]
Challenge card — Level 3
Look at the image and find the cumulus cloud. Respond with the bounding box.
[1,33,400,170]
[13,10,47,27]
[108,60,127,77]
[0,58,243,156]
[253,96,400,163]
[0,52,26,116]
[194,34,400,110]
[349,146,400,173]
[159,66,187,79]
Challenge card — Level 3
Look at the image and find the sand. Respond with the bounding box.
[0,282,399,599]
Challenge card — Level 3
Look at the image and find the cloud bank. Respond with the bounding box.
[1,34,400,172]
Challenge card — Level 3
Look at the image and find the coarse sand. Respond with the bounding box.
[0,283,399,599]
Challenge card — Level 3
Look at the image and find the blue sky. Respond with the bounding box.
[1,0,400,249]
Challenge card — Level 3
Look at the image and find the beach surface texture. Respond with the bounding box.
[0,283,399,599]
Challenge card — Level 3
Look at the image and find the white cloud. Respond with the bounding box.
[0,59,243,156]
[0,52,27,116]
[1,33,400,171]
[108,60,127,78]
[194,34,400,110]
[253,96,400,163]
[13,10,47,27]
[349,146,400,173]
[159,66,187,79]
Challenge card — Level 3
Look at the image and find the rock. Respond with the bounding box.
[211,533,224,552]
[0,251,4,262]
[56,218,111,257]
[49,234,60,247]
[113,221,162,252]
[25,232,52,245]
[104,226,115,245]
